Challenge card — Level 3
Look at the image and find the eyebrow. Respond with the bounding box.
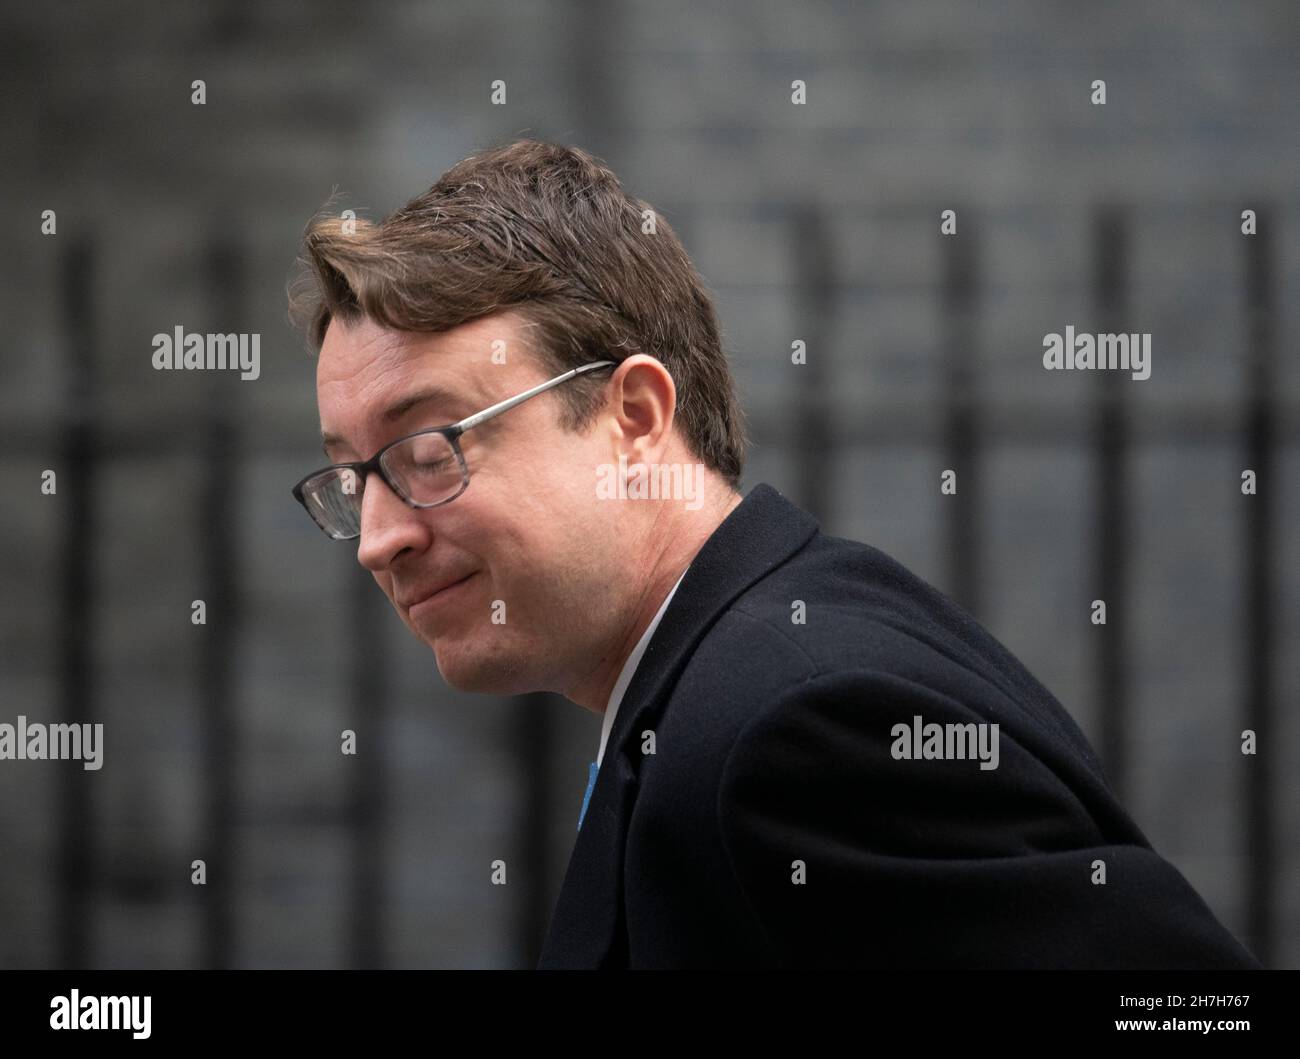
[320,386,473,457]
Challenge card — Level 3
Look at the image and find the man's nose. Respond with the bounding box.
[355,472,429,572]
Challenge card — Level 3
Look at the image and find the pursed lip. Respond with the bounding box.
[399,572,478,611]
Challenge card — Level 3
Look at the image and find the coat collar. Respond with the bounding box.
[537,482,819,967]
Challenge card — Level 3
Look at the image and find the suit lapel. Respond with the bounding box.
[537,483,819,967]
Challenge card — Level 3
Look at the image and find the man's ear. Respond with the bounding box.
[606,355,677,465]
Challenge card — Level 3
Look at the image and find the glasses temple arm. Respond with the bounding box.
[454,360,616,433]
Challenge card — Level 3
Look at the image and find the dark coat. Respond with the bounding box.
[538,483,1261,969]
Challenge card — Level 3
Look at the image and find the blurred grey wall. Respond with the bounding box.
[1,0,1296,968]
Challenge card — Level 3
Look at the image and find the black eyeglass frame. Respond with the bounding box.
[292,359,618,540]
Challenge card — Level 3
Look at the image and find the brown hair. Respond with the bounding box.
[287,139,747,488]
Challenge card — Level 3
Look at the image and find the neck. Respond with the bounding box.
[566,487,742,714]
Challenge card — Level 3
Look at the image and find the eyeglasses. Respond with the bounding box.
[292,359,617,540]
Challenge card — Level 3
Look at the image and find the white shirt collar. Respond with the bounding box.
[596,567,689,768]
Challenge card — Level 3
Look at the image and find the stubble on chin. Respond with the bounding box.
[431,636,521,695]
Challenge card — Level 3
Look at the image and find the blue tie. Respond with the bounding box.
[578,760,599,831]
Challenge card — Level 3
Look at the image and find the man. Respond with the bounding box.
[287,139,1260,969]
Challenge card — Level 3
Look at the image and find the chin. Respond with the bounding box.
[432,638,541,697]
[430,639,503,693]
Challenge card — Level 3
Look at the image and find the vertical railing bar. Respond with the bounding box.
[1242,210,1275,967]
[1092,207,1130,802]
[199,232,241,967]
[56,234,96,968]
[517,692,552,967]
[348,566,386,968]
[942,210,980,614]
[792,206,835,524]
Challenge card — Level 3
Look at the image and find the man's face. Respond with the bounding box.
[316,310,630,698]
